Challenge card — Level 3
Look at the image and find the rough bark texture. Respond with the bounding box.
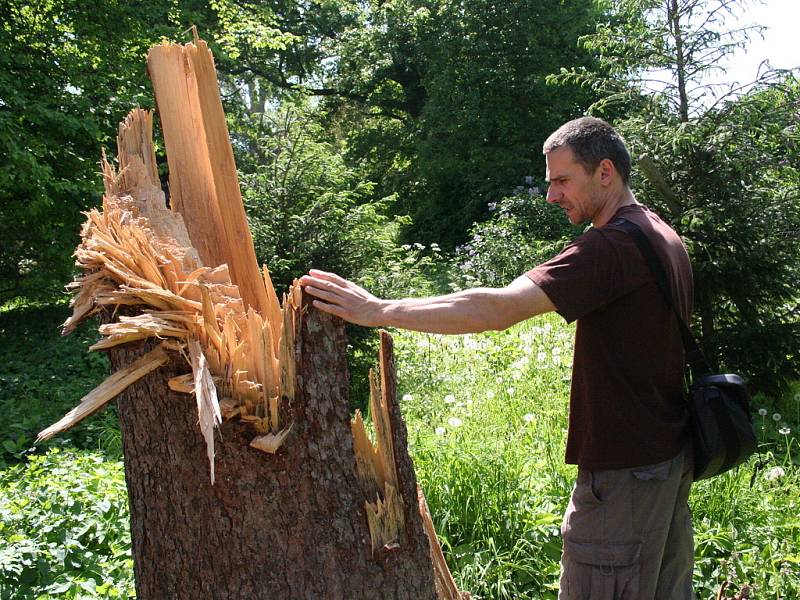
[111,301,439,599]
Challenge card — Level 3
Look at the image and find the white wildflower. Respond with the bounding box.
[486,390,496,400]
[507,387,515,396]
[544,324,552,332]
[552,355,561,366]
[448,417,463,427]
[444,394,456,404]
[537,352,547,363]
[779,426,791,435]
[552,346,562,355]
[511,371,523,381]
[523,413,535,423]
[523,345,533,355]
[402,393,413,402]
[764,466,785,482]
[435,427,446,436]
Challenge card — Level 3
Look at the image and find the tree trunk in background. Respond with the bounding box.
[110,305,440,599]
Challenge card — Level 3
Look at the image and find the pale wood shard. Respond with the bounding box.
[145,44,229,270]
[183,38,271,316]
[350,334,407,555]
[418,487,469,600]
[249,424,293,454]
[365,484,404,555]
[168,373,194,394]
[188,338,222,485]
[351,410,382,501]
[37,345,169,442]
[377,336,400,492]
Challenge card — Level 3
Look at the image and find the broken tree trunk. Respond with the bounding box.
[40,32,466,600]
[108,311,439,598]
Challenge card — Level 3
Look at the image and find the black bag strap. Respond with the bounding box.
[611,218,712,379]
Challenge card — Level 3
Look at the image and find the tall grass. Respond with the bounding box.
[395,317,800,599]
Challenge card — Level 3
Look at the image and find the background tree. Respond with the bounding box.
[553,0,800,391]
[0,0,221,299]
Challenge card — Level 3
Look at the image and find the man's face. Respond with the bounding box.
[544,146,601,226]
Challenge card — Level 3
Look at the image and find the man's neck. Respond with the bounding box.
[592,187,637,228]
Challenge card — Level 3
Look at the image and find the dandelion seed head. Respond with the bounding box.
[758,408,768,416]
[764,466,785,482]
[523,413,535,423]
[448,417,463,427]
[444,394,456,404]
[486,390,496,399]
[402,393,413,402]
[537,352,547,363]
[435,427,446,436]
[773,413,782,422]
[507,387,515,396]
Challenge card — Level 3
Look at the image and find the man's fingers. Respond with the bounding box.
[303,285,345,306]
[312,299,347,319]
[308,269,350,288]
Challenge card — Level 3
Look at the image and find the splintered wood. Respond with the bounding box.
[351,341,405,555]
[41,40,300,482]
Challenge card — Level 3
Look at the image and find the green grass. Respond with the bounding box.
[392,318,800,599]
[1,303,798,598]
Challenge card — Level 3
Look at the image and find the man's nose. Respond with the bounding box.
[546,186,558,204]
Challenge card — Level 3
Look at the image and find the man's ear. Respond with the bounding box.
[597,158,616,186]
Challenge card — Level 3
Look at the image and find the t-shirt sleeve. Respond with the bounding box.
[526,229,650,323]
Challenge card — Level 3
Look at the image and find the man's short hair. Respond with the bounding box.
[543,117,632,185]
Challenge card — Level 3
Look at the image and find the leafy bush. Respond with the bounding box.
[452,185,579,289]
[0,449,133,599]
[0,300,114,468]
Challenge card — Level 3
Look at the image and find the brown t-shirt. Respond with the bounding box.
[527,204,693,470]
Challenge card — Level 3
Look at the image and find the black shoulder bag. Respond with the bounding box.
[614,218,757,481]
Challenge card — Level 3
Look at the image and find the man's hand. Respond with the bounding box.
[299,269,386,327]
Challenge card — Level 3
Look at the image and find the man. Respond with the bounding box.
[300,117,694,599]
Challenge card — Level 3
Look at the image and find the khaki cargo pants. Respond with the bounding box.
[559,446,694,599]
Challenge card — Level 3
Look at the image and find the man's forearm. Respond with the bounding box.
[376,289,516,334]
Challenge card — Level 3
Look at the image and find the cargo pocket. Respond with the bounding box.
[561,540,641,600]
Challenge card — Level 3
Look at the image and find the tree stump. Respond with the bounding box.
[110,312,439,599]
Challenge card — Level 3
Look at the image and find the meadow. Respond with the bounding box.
[1,302,798,599]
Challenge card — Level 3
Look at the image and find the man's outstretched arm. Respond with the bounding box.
[299,269,555,334]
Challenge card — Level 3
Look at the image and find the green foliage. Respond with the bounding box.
[451,185,579,289]
[0,1,223,300]
[0,301,113,468]
[0,449,133,599]
[396,318,577,598]
[216,0,604,247]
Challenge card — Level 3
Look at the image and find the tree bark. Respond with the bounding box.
[110,304,440,599]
